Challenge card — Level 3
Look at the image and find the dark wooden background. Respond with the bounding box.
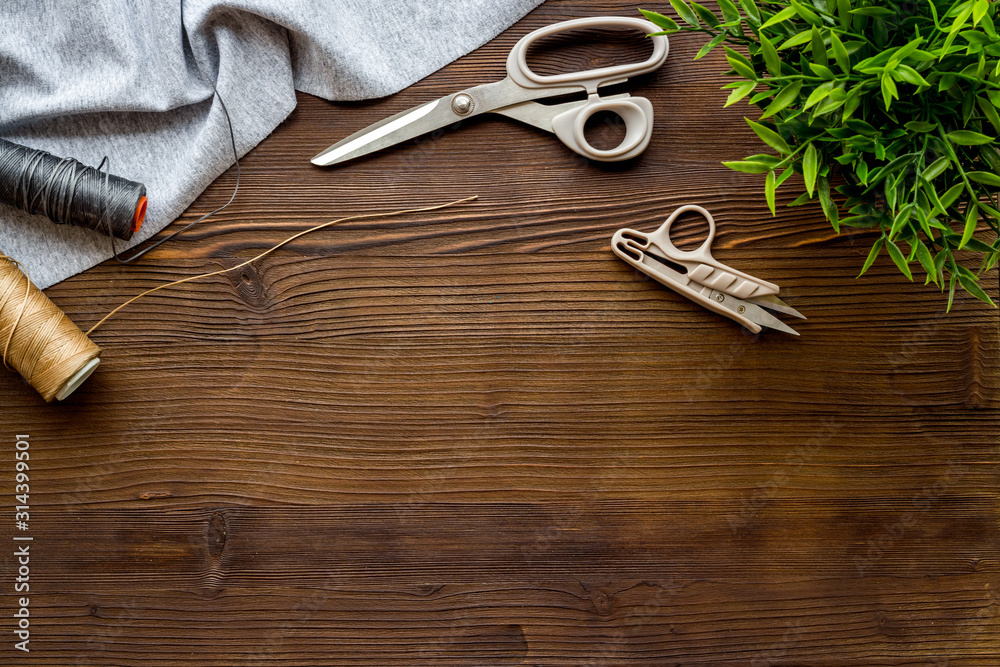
[3,0,998,664]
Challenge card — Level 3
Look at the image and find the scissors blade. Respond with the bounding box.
[312,78,585,166]
[311,96,461,166]
[745,294,807,319]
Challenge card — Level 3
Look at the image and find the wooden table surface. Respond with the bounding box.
[3,0,999,664]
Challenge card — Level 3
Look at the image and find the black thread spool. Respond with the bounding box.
[0,138,147,241]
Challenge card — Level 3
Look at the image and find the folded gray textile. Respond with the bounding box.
[0,0,543,288]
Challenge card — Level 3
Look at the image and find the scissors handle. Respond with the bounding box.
[549,96,654,161]
[505,16,668,162]
[506,17,669,93]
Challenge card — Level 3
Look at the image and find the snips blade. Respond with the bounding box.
[744,294,807,320]
[711,291,801,336]
[643,243,806,325]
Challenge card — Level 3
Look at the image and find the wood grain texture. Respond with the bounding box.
[2,0,998,664]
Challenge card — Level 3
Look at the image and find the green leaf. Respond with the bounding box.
[691,2,721,27]
[639,10,680,32]
[888,37,925,67]
[830,30,850,73]
[985,16,998,37]
[960,202,979,249]
[842,87,862,120]
[723,160,772,173]
[949,3,974,35]
[939,182,965,210]
[904,121,936,133]
[803,142,819,197]
[760,33,781,75]
[855,158,869,184]
[938,72,959,92]
[827,86,847,101]
[789,191,813,206]
[881,73,898,109]
[886,239,913,281]
[962,88,977,126]
[967,170,1000,186]
[727,57,758,80]
[961,29,991,45]
[776,166,794,187]
[765,170,777,215]
[725,46,758,80]
[959,275,997,306]
[695,32,728,59]
[923,155,951,181]
[978,96,1000,134]
[746,118,792,153]
[947,130,995,144]
[913,239,938,284]
[813,94,846,116]
[846,119,880,136]
[760,6,797,29]
[818,176,839,231]
[804,80,835,108]
[850,6,894,16]
[858,237,884,277]
[947,275,957,312]
[895,64,931,87]
[791,0,823,24]
[740,0,762,23]
[724,80,757,106]
[670,0,701,26]
[744,153,784,167]
[717,0,742,24]
[973,0,989,25]
[890,204,911,238]
[760,80,803,118]
[837,0,852,28]
[778,32,813,50]
[920,178,945,215]
[810,62,837,79]
[981,198,1000,216]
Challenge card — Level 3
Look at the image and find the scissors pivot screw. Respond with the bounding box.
[451,93,475,116]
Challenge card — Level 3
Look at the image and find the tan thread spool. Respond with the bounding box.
[0,253,100,402]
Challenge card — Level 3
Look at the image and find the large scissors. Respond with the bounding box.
[311,16,669,166]
[612,205,806,335]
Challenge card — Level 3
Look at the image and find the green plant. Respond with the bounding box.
[641,0,1000,307]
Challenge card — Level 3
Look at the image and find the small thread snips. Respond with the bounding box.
[612,205,806,335]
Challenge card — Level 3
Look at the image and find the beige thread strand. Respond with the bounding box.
[0,197,475,401]
[87,195,478,334]
[0,253,100,401]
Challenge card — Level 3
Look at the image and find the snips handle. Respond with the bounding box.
[506,17,669,162]
[646,205,780,299]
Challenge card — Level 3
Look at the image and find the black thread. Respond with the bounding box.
[115,84,240,264]
[0,139,145,241]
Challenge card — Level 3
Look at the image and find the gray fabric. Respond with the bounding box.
[0,0,542,288]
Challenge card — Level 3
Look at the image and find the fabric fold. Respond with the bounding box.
[0,0,543,287]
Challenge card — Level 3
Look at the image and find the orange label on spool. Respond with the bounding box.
[132,196,148,233]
